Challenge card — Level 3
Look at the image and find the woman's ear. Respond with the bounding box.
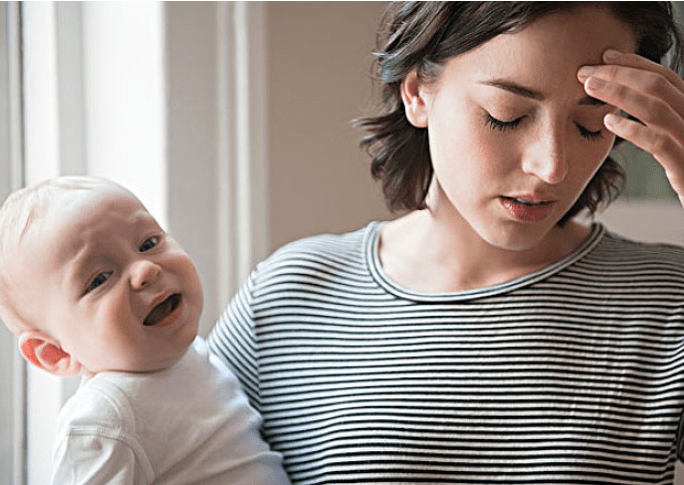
[401,70,429,128]
[18,331,82,377]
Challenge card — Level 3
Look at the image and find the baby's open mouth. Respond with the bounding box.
[144,294,182,326]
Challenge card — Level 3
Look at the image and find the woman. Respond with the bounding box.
[208,2,684,483]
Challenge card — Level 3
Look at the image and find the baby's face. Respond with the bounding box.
[16,183,203,374]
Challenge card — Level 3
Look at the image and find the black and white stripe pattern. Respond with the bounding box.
[208,222,684,484]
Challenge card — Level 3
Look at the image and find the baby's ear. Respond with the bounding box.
[17,331,82,377]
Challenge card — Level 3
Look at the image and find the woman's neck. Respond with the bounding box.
[378,208,591,294]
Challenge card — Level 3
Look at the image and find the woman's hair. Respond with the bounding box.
[356,2,684,223]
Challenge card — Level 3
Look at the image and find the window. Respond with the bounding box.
[2,3,268,483]
[0,3,25,484]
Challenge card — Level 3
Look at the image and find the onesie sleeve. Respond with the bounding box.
[50,432,150,485]
[50,385,154,485]
[207,270,262,411]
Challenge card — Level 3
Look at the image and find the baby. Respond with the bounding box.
[0,176,290,485]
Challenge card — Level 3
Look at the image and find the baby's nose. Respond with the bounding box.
[130,260,162,289]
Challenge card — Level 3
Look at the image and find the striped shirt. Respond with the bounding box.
[207,222,684,484]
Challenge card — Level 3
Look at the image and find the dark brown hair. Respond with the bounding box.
[356,2,684,223]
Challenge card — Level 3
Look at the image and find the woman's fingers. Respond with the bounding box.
[579,60,684,125]
[599,49,684,92]
[577,49,684,204]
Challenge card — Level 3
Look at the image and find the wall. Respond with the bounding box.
[266,1,391,252]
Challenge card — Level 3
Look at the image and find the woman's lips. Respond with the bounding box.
[499,196,554,223]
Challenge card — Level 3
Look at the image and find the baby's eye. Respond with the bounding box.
[139,236,159,252]
[86,272,110,293]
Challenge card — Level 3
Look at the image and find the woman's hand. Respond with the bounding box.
[577,49,684,208]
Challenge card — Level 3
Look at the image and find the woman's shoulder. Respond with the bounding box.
[273,222,377,256]
[598,229,684,261]
[584,227,684,279]
[253,221,383,279]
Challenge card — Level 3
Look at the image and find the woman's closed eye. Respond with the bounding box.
[486,113,605,141]
[575,122,604,141]
[485,113,525,132]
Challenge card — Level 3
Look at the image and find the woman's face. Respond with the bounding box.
[406,7,636,252]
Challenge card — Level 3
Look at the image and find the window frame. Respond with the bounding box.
[0,2,26,484]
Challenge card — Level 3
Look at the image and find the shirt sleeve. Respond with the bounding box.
[207,270,261,411]
[50,431,152,485]
[50,384,154,485]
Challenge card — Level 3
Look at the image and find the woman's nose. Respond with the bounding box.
[130,260,162,290]
[522,127,569,185]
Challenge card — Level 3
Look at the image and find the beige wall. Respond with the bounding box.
[266,1,392,252]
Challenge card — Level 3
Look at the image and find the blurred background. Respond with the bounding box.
[0,2,682,484]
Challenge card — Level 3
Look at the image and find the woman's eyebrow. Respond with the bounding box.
[480,79,544,100]
[480,78,607,106]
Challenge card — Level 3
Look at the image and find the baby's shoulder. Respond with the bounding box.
[56,377,136,435]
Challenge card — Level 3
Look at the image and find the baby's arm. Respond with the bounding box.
[50,432,151,485]
[50,383,153,485]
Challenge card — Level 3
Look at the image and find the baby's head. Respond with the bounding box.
[0,176,203,377]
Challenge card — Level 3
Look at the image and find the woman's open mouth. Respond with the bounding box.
[500,196,554,223]
[143,294,182,326]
